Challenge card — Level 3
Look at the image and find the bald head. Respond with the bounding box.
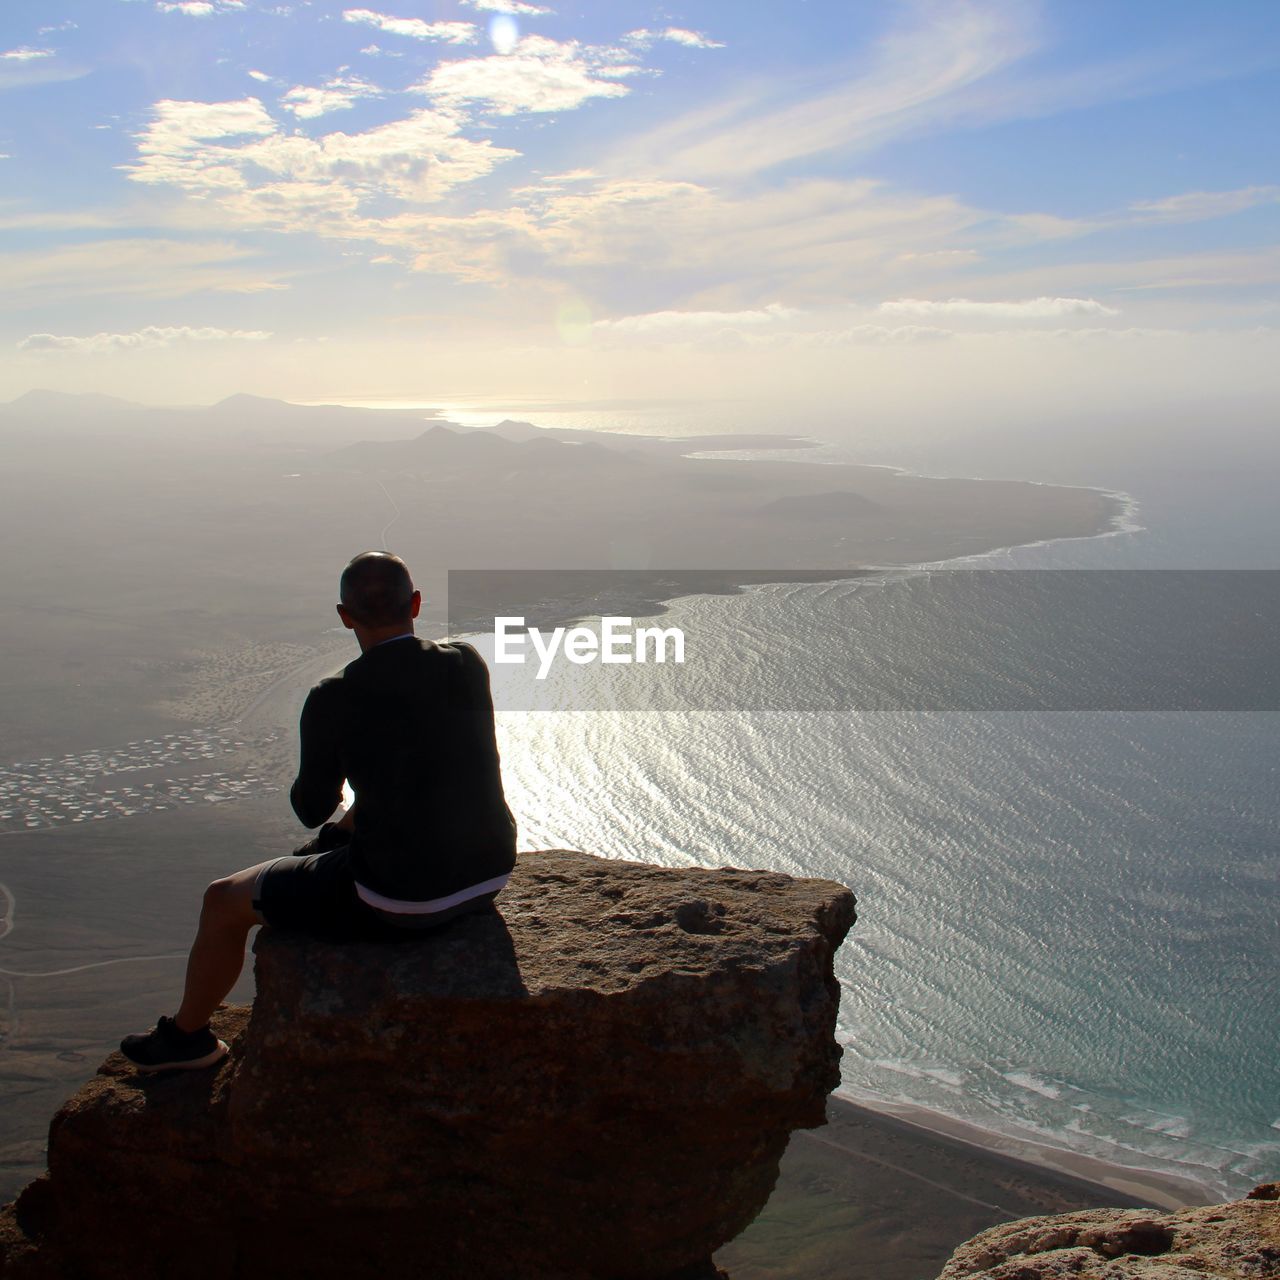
[339,552,416,628]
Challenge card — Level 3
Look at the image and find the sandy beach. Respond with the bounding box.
[716,1094,1213,1280]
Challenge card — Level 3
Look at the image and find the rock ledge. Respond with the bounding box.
[938,1182,1280,1279]
[1,848,856,1279]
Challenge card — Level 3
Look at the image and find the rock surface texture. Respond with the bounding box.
[938,1182,1280,1279]
[0,849,856,1279]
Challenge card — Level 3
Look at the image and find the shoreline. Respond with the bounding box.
[717,1089,1220,1280]
[684,440,1145,559]
[831,1093,1216,1211]
[438,429,1134,638]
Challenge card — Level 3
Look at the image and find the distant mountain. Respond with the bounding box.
[486,418,557,443]
[0,391,815,461]
[210,393,298,414]
[2,389,143,414]
[0,389,439,451]
[326,424,645,476]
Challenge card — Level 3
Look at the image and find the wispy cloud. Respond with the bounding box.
[340,170,991,303]
[19,325,272,353]
[588,308,956,350]
[625,28,725,51]
[1,47,55,62]
[594,304,797,333]
[0,238,288,302]
[464,0,552,14]
[280,77,382,119]
[929,246,1280,303]
[826,323,952,344]
[417,35,637,115]
[996,185,1280,246]
[156,0,246,12]
[616,3,1039,180]
[1128,185,1280,223]
[342,9,477,44]
[880,297,1120,318]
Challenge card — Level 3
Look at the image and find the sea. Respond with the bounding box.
[441,399,1280,1201]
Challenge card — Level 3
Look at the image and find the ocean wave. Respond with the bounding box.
[870,1057,966,1090]
[1002,1071,1065,1100]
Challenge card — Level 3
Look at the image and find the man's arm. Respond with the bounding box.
[290,683,345,828]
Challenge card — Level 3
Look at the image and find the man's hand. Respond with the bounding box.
[291,820,350,858]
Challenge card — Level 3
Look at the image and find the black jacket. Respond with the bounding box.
[290,637,516,899]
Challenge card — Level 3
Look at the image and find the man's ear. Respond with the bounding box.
[336,603,357,631]
[410,590,422,619]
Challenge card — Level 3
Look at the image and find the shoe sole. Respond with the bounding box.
[129,1039,230,1073]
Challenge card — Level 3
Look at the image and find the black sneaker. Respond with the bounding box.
[120,1016,229,1072]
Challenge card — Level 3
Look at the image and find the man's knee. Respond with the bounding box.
[202,875,252,923]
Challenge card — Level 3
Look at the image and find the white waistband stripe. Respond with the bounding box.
[354,872,511,915]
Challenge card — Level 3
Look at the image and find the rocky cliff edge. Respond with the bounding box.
[0,848,857,1279]
[938,1182,1280,1279]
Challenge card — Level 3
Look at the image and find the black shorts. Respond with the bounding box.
[253,845,498,943]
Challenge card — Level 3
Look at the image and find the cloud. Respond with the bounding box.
[464,0,551,14]
[588,308,954,349]
[248,69,273,83]
[350,167,997,305]
[616,3,1038,180]
[1,55,90,91]
[1128,186,1280,223]
[996,186,1280,246]
[417,35,636,115]
[0,238,289,302]
[897,248,981,264]
[332,168,992,301]
[124,96,518,225]
[36,21,78,35]
[1001,211,1098,242]
[125,98,276,189]
[880,296,1120,319]
[280,77,381,119]
[625,28,724,50]
[594,304,798,333]
[156,0,246,11]
[19,325,272,353]
[342,9,476,44]
[828,323,952,344]
[926,246,1280,303]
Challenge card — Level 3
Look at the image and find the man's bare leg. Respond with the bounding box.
[173,860,275,1033]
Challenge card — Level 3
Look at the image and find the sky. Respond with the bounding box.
[1,0,1278,424]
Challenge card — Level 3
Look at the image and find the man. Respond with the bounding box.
[121,551,517,1071]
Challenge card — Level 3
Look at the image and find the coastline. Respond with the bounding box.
[716,1093,1216,1280]
[685,441,1145,562]
[832,1093,1215,1211]
[437,427,1131,638]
